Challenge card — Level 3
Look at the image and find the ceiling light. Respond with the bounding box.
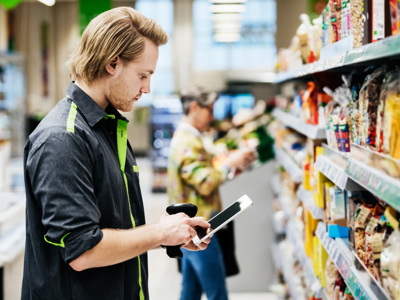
[212,13,242,22]
[213,22,241,30]
[214,27,241,33]
[214,33,240,42]
[210,4,246,13]
[37,0,55,6]
[210,0,247,3]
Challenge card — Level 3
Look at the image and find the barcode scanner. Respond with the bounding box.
[163,203,198,259]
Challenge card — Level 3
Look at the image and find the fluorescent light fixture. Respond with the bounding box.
[37,0,55,6]
[210,0,247,3]
[210,4,246,13]
[213,22,241,30]
[214,28,241,33]
[214,33,240,42]
[212,13,242,22]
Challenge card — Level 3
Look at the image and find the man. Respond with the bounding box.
[22,7,211,300]
[167,86,257,300]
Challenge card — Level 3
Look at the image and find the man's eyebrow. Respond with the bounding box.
[143,70,154,75]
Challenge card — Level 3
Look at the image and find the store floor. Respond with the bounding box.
[137,158,278,300]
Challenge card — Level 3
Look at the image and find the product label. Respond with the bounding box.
[339,124,351,152]
[373,0,385,40]
[371,233,383,260]
[365,217,379,235]
[334,124,341,149]
[342,1,351,38]
[355,206,372,225]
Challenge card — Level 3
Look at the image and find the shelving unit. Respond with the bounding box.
[274,145,303,183]
[316,222,390,300]
[297,185,324,220]
[273,109,326,139]
[275,33,400,83]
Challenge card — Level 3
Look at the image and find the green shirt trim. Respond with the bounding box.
[66,101,78,133]
[133,165,139,172]
[44,232,71,248]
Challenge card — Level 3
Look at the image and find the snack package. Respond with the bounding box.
[325,100,340,149]
[381,230,400,298]
[362,0,372,45]
[325,257,339,299]
[333,84,353,154]
[343,288,355,300]
[351,0,364,48]
[330,0,342,42]
[348,192,366,251]
[341,0,351,39]
[322,5,330,47]
[366,66,387,150]
[364,204,385,278]
[331,104,342,150]
[376,68,400,153]
[383,75,400,158]
[372,0,392,42]
[324,181,336,223]
[302,82,319,125]
[355,201,375,261]
[390,0,399,35]
[354,76,370,146]
[371,218,388,282]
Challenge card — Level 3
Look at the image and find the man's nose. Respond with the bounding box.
[140,81,151,94]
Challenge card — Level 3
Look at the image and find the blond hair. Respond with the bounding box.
[67,7,169,84]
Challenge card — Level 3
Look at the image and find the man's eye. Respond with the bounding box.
[141,75,147,79]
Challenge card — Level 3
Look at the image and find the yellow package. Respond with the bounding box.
[324,181,335,223]
[304,209,319,257]
[318,242,329,287]
[313,237,320,277]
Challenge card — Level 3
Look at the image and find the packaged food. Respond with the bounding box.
[362,0,372,45]
[333,84,352,154]
[372,0,392,42]
[302,82,319,125]
[341,0,351,39]
[353,76,370,146]
[376,68,400,153]
[351,0,364,48]
[381,229,400,298]
[324,181,336,223]
[390,0,399,35]
[383,76,400,158]
[364,204,385,278]
[348,192,366,251]
[366,66,387,150]
[371,218,387,282]
[325,257,339,299]
[297,14,313,64]
[325,101,340,149]
[355,201,375,261]
[330,0,342,42]
[322,5,330,47]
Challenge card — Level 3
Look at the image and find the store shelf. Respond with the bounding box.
[344,144,400,211]
[316,222,390,300]
[275,33,400,83]
[286,220,325,298]
[315,155,363,191]
[274,145,303,183]
[273,109,326,140]
[277,245,303,300]
[297,185,324,220]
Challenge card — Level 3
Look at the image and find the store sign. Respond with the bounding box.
[79,0,111,34]
[0,0,24,10]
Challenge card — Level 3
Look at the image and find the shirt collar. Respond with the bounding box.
[66,82,128,127]
[177,122,202,139]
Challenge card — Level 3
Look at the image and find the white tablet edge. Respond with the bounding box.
[193,194,253,246]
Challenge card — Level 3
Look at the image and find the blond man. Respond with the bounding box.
[22,8,210,300]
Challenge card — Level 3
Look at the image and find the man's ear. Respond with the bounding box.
[189,101,199,115]
[105,56,119,76]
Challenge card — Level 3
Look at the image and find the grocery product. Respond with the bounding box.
[371,0,392,42]
[366,66,387,150]
[362,0,372,45]
[390,0,399,35]
[325,257,339,299]
[353,76,370,146]
[332,84,352,154]
[341,0,351,39]
[383,75,400,158]
[376,69,400,153]
[343,288,355,300]
[325,100,340,149]
[330,0,342,42]
[302,82,319,125]
[381,229,400,298]
[351,0,364,48]
[355,201,375,261]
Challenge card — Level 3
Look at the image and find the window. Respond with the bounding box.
[193,0,277,71]
[135,0,174,104]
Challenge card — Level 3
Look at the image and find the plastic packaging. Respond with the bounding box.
[353,76,370,146]
[381,230,400,298]
[351,0,364,48]
[383,74,400,158]
[341,0,351,39]
[366,66,387,150]
[355,201,375,262]
[330,0,342,42]
[302,82,319,125]
[333,84,353,154]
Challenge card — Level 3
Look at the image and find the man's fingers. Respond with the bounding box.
[188,217,210,228]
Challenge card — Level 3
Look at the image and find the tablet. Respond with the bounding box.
[194,195,253,246]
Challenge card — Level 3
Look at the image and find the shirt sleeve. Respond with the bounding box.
[26,131,103,264]
[180,144,227,197]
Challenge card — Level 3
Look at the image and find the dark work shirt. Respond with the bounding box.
[22,82,149,300]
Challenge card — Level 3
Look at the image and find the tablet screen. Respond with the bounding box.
[194,195,253,245]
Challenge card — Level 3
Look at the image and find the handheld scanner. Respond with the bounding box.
[164,203,198,259]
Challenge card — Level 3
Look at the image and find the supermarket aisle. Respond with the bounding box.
[137,158,278,300]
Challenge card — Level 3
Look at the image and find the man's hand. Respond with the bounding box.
[224,147,258,170]
[156,213,211,250]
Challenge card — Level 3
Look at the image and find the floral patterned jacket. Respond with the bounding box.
[167,123,228,221]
